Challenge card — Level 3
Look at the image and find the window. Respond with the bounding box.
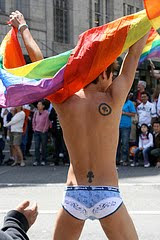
[16,0,30,19]
[127,5,134,15]
[123,3,126,16]
[105,0,109,22]
[95,0,100,13]
[0,0,5,12]
[94,0,102,26]
[136,7,140,12]
[54,0,69,43]
[89,0,92,28]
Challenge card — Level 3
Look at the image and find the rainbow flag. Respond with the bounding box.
[0,0,160,107]
[144,0,160,34]
[139,28,160,64]
[0,27,71,107]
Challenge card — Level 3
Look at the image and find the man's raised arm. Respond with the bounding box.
[9,10,43,62]
[111,31,150,105]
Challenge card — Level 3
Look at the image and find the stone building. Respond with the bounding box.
[0,0,143,59]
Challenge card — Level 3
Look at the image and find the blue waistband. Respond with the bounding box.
[65,186,120,193]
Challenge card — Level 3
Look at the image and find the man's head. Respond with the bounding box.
[137,80,146,92]
[141,91,149,104]
[91,62,116,91]
[153,121,160,134]
[37,100,46,111]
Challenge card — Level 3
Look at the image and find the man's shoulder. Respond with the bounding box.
[146,101,154,106]
[127,100,135,105]
[137,103,143,108]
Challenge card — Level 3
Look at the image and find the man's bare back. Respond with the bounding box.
[54,86,121,187]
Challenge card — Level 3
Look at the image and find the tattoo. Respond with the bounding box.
[98,103,112,116]
[87,171,94,183]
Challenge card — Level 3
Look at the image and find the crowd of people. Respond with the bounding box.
[116,66,160,168]
[0,100,69,167]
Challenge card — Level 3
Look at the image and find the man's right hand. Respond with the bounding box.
[9,10,26,29]
[15,200,38,228]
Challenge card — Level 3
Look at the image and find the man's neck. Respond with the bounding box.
[142,101,148,105]
[84,84,99,93]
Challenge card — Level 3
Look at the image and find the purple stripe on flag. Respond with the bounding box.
[0,66,65,107]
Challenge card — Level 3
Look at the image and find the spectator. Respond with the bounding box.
[49,107,69,166]
[21,105,31,159]
[0,200,38,240]
[1,108,10,139]
[0,130,5,165]
[25,105,35,157]
[152,86,160,120]
[5,106,25,167]
[32,100,50,166]
[131,123,153,167]
[156,93,160,120]
[3,108,16,166]
[150,121,160,168]
[116,94,136,166]
[132,80,151,106]
[137,91,157,128]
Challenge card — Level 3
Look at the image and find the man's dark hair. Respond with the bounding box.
[153,121,160,126]
[141,91,149,97]
[92,62,116,84]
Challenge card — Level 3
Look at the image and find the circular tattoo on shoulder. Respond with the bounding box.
[98,103,112,116]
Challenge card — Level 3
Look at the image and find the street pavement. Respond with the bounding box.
[0,153,160,239]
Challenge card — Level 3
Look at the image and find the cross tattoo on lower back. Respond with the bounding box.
[87,171,94,183]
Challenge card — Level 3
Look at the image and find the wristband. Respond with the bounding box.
[18,23,28,31]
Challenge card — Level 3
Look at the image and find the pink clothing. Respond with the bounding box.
[32,110,50,133]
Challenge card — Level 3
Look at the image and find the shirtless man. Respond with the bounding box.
[9,11,150,240]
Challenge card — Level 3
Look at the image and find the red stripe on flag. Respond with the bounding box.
[3,27,25,68]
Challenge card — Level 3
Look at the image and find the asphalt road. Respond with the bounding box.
[0,163,160,240]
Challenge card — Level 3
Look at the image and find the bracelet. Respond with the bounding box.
[18,23,28,31]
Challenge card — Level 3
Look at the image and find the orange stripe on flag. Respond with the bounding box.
[144,0,160,20]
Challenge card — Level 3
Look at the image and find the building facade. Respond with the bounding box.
[0,0,143,59]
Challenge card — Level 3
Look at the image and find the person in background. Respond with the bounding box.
[25,105,35,157]
[0,129,5,165]
[116,93,136,166]
[136,91,157,144]
[1,108,10,139]
[5,106,25,167]
[132,80,151,106]
[32,100,50,166]
[21,105,31,159]
[3,108,16,165]
[49,106,69,166]
[131,123,153,167]
[150,121,160,168]
[0,200,38,240]
[152,86,160,120]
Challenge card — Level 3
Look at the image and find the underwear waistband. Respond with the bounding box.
[65,186,120,193]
